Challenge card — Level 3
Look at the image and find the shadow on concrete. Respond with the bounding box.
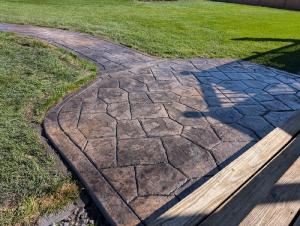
[148,143,300,224]
[143,55,300,225]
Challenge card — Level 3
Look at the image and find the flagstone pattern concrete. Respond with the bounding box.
[1,23,300,226]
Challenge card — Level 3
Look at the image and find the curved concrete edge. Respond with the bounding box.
[2,22,300,226]
[41,73,144,226]
[43,97,141,226]
[0,23,156,73]
[0,23,155,225]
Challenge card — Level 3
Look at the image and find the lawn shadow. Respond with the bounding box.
[233,37,300,75]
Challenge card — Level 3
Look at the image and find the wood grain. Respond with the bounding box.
[150,111,300,226]
[201,134,300,226]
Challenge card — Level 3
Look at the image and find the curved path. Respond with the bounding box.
[1,23,300,226]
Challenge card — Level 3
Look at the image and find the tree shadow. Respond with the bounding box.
[232,37,300,75]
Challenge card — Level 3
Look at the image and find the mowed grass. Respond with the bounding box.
[0,32,97,225]
[0,0,299,73]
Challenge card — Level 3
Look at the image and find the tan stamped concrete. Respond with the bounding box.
[1,23,300,226]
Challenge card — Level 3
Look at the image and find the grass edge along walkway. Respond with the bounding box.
[0,31,97,225]
[0,0,299,74]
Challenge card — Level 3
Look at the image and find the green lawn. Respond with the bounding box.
[0,1,299,224]
[0,0,299,73]
[0,32,97,225]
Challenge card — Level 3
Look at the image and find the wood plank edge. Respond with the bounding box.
[150,111,300,226]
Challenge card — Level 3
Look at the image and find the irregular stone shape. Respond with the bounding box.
[130,66,152,75]
[225,72,253,80]
[196,76,222,85]
[260,100,291,111]
[129,92,152,103]
[248,73,280,84]
[265,83,296,95]
[180,96,208,111]
[194,71,229,81]
[117,120,146,139]
[242,79,269,89]
[109,70,135,79]
[191,59,215,70]
[223,92,250,98]
[175,177,212,200]
[218,80,248,92]
[131,103,168,119]
[136,163,187,195]
[164,102,209,126]
[182,125,220,150]
[235,104,266,116]
[97,78,119,88]
[129,67,156,83]
[80,86,98,102]
[171,61,197,71]
[276,74,297,84]
[291,82,300,90]
[118,138,166,166]
[141,118,183,136]
[245,88,274,101]
[148,80,180,91]
[98,88,128,103]
[102,166,137,202]
[171,86,201,97]
[224,92,258,105]
[238,116,274,138]
[275,94,300,110]
[148,91,180,103]
[230,97,258,105]
[203,107,243,124]
[60,98,82,113]
[66,129,87,150]
[130,196,176,222]
[217,65,236,73]
[81,99,107,114]
[193,71,215,78]
[107,102,131,120]
[151,67,176,80]
[212,123,257,142]
[84,138,116,168]
[59,110,79,132]
[134,73,156,84]
[197,84,223,97]
[78,113,116,138]
[19,23,300,226]
[162,136,217,178]
[177,75,201,87]
[264,111,295,127]
[205,94,232,107]
[119,78,148,92]
[212,141,254,166]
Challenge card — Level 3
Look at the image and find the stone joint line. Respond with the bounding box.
[2,23,300,226]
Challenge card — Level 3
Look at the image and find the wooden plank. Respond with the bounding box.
[201,134,300,226]
[293,215,300,226]
[150,111,300,226]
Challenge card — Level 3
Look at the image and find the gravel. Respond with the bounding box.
[41,192,109,226]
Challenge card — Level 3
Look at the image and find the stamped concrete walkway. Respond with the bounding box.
[1,23,300,226]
